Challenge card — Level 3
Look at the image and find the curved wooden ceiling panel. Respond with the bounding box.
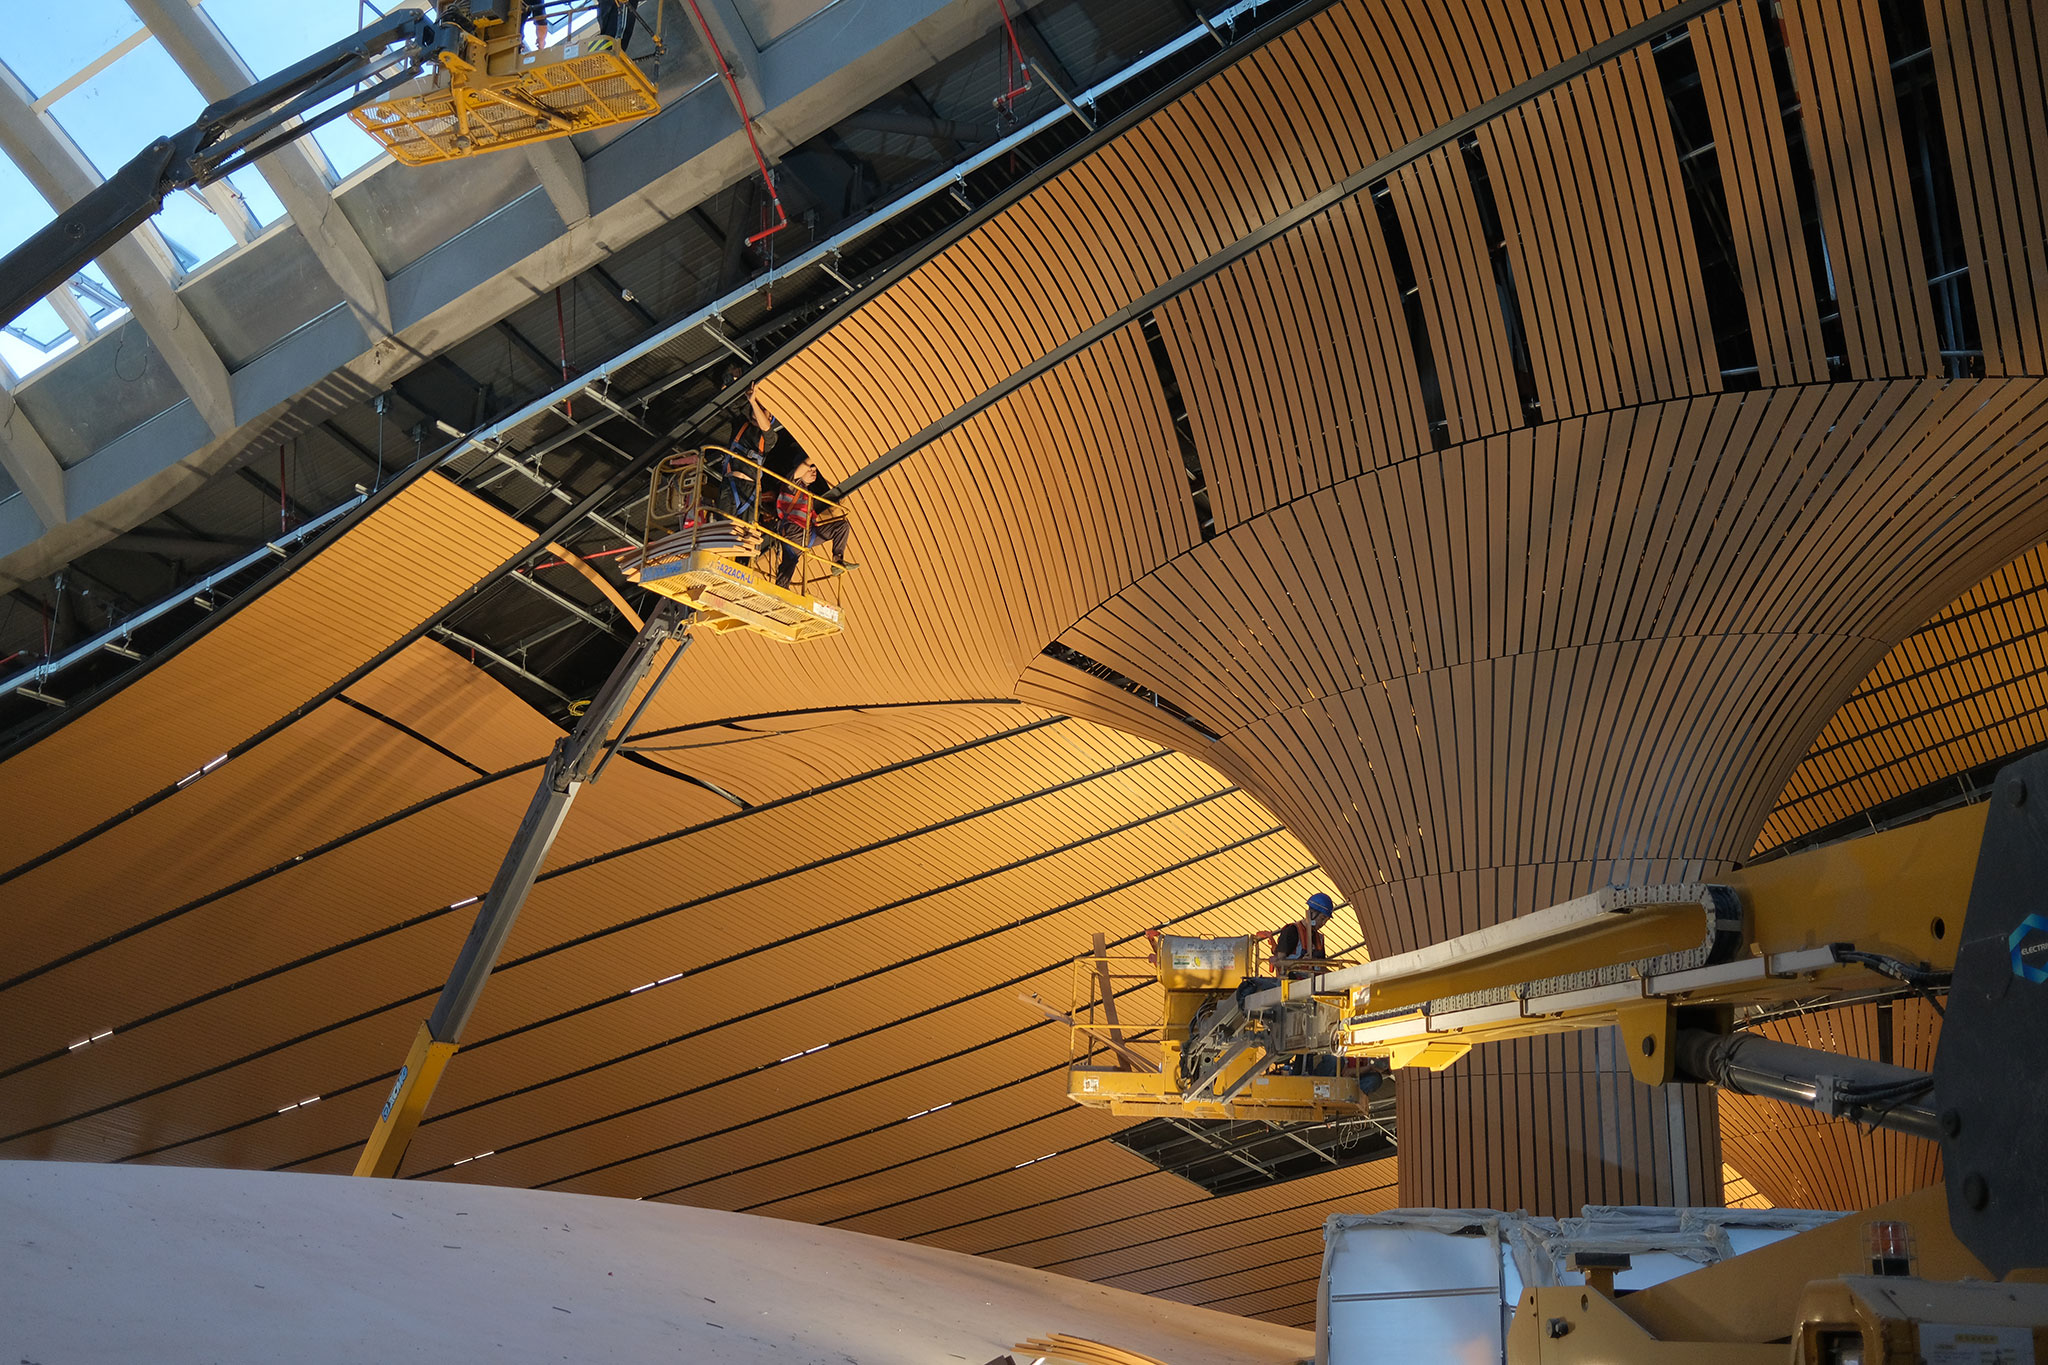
[1760,543,2048,849]
[1479,51,1718,416]
[0,473,533,875]
[738,0,2048,1216]
[1718,999,1944,1209]
[763,0,1692,472]
[10,0,2048,1327]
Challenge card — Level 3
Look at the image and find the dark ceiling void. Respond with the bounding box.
[1112,1104,1397,1198]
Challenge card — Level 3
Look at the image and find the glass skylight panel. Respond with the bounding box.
[70,264,127,328]
[0,154,76,377]
[5,0,144,100]
[48,38,237,272]
[1,300,77,375]
[225,168,288,228]
[200,0,389,179]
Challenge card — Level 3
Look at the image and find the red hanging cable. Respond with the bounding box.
[684,0,787,246]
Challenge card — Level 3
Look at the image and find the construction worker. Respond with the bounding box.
[1275,892,1339,1078]
[595,0,638,51]
[1274,892,1336,971]
[770,456,853,588]
[718,380,778,524]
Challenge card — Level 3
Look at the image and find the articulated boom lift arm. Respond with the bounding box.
[354,598,692,1178]
[0,8,456,329]
[1064,748,2048,1352]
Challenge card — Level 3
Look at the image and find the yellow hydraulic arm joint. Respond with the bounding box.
[353,1021,459,1178]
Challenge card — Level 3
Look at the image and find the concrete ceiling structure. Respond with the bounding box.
[4,0,2048,1338]
[0,0,1257,692]
[0,0,1085,576]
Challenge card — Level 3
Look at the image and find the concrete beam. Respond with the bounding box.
[687,0,769,115]
[0,64,237,436]
[525,140,591,226]
[0,0,1050,590]
[0,384,67,529]
[44,285,95,343]
[125,0,395,335]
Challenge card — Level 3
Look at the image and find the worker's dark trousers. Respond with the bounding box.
[776,518,851,587]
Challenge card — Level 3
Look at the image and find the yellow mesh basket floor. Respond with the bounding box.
[351,42,658,165]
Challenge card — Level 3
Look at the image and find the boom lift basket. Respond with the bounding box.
[351,2,659,165]
[624,446,852,643]
[1057,936,1372,1122]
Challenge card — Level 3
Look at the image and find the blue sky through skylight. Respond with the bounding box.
[50,38,239,269]
[6,1,144,99]
[0,141,75,376]
[1,1,402,376]
[201,0,393,179]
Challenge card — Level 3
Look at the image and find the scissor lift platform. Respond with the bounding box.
[623,445,852,644]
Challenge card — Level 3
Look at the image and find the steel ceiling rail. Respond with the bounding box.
[0,492,366,699]
[428,0,1287,477]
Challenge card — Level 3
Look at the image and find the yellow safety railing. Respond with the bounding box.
[350,0,662,165]
[1065,950,1166,1073]
[641,445,854,593]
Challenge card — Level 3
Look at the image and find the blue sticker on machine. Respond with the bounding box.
[381,1064,409,1122]
[2009,914,2048,985]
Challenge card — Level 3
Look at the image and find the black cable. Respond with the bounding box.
[1834,949,1950,1017]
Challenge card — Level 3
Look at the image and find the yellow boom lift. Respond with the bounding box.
[0,1,664,329]
[350,1,661,165]
[1059,757,2048,1362]
[355,438,854,1177]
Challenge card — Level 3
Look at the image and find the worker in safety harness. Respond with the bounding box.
[1272,892,1339,1076]
[713,375,778,527]
[770,456,854,588]
[1274,892,1336,973]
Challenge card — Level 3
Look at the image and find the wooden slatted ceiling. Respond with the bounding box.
[762,0,1693,471]
[1052,385,2048,952]
[1723,1162,1775,1208]
[1783,0,1941,376]
[0,626,1384,1326]
[1718,1000,1943,1208]
[1759,543,2048,850]
[0,601,1372,1324]
[1932,0,2048,376]
[1156,193,1420,532]
[0,473,533,871]
[11,0,2048,1323]
[0,714,1263,1153]
[1401,1035,1724,1214]
[1387,145,1521,442]
[1691,2,1833,386]
[1478,49,1719,417]
[746,0,2048,1220]
[622,321,1193,729]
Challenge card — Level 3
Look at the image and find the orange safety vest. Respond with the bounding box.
[776,483,815,533]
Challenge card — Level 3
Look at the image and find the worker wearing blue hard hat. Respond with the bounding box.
[1276,892,1336,966]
